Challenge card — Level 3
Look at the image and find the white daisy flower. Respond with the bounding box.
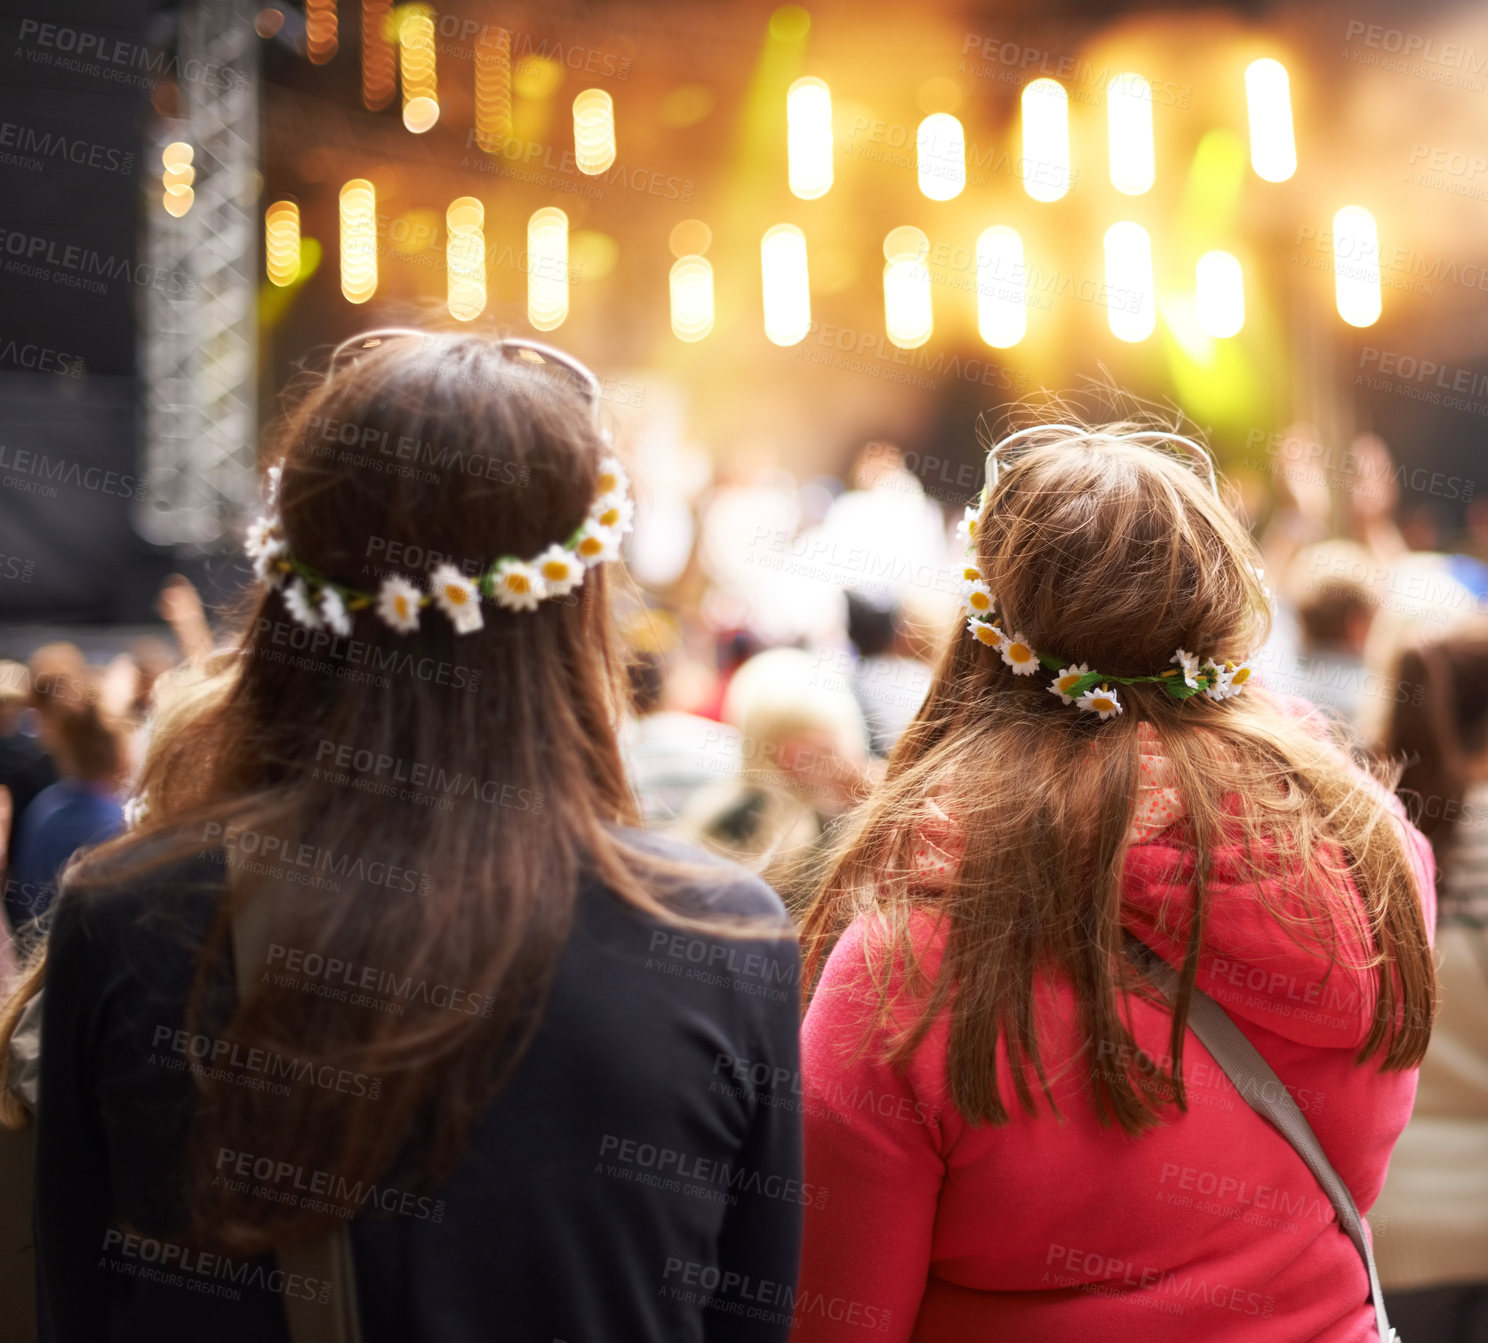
[123,792,150,829]
[491,558,546,612]
[320,586,353,638]
[430,564,485,633]
[284,577,323,630]
[954,504,981,550]
[1203,658,1244,701]
[590,493,635,535]
[251,536,289,588]
[594,456,630,500]
[960,564,984,588]
[572,519,622,567]
[966,617,1001,648]
[1171,648,1202,690]
[534,544,586,596]
[377,576,423,634]
[1076,684,1124,720]
[1048,663,1092,705]
[963,579,995,620]
[999,631,1039,676]
[244,515,279,559]
[1228,660,1254,694]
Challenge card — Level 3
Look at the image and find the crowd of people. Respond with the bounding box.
[0,331,1484,1342]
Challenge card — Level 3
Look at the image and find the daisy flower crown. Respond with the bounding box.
[958,424,1252,721]
[243,331,633,638]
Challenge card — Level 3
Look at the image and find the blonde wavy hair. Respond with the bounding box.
[799,423,1436,1136]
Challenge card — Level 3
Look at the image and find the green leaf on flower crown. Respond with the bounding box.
[1064,672,1108,699]
[1160,677,1205,701]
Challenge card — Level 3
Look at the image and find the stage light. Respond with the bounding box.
[528,207,569,331]
[884,226,932,349]
[446,196,485,322]
[162,142,194,216]
[339,178,377,304]
[397,6,438,133]
[474,27,512,153]
[1104,221,1154,341]
[917,113,965,201]
[265,200,301,287]
[977,226,1026,348]
[1021,79,1070,203]
[670,256,715,341]
[1334,205,1381,327]
[361,0,395,110]
[1195,250,1244,337]
[573,89,616,175]
[761,224,810,346]
[306,0,336,65]
[787,77,832,200]
[1245,58,1296,183]
[1108,73,1154,195]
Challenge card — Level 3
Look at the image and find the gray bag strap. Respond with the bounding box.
[229,899,365,1343]
[1126,935,1398,1343]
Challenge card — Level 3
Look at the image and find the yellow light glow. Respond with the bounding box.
[1195,250,1244,338]
[306,0,337,65]
[761,224,810,346]
[265,200,301,287]
[446,196,485,322]
[513,55,561,100]
[1334,205,1381,327]
[1107,73,1154,196]
[883,226,932,348]
[787,77,832,200]
[398,7,438,133]
[570,230,619,282]
[1021,79,1070,203]
[161,145,194,216]
[162,141,193,169]
[339,178,377,304]
[361,0,395,109]
[163,187,194,217]
[1104,221,1155,341]
[527,207,569,331]
[474,27,512,153]
[1245,58,1296,183]
[917,113,965,201]
[670,255,714,341]
[573,89,616,175]
[977,226,1026,348]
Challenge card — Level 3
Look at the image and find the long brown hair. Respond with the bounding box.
[799,424,1436,1136]
[62,332,767,1252]
[1384,623,1488,869]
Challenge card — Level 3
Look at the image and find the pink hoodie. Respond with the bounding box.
[793,706,1435,1343]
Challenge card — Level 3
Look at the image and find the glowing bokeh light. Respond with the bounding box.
[917,113,965,201]
[1107,73,1154,195]
[446,196,485,322]
[977,226,1026,348]
[527,207,569,331]
[1021,79,1070,203]
[1104,221,1155,340]
[360,0,395,109]
[474,27,512,152]
[339,178,377,303]
[265,200,301,286]
[306,0,337,64]
[1245,58,1296,182]
[1334,205,1381,327]
[787,77,832,200]
[761,224,810,346]
[398,6,438,133]
[670,256,715,341]
[883,226,932,348]
[1195,250,1245,338]
[573,89,617,175]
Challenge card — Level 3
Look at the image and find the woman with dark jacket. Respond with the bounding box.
[16,331,803,1342]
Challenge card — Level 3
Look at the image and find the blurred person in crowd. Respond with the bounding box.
[619,608,741,826]
[1270,540,1379,725]
[5,665,127,940]
[3,331,800,1343]
[0,662,57,875]
[1370,626,1488,1342]
[843,590,933,758]
[793,424,1435,1342]
[670,646,873,914]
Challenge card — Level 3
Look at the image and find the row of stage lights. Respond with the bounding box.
[258,179,1380,344]
[241,11,1384,340]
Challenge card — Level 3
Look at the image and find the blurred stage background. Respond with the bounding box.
[2,0,1486,637]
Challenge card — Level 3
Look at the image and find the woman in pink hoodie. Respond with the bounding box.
[792,425,1437,1343]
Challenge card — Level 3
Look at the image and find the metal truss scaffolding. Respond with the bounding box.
[136,0,259,549]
